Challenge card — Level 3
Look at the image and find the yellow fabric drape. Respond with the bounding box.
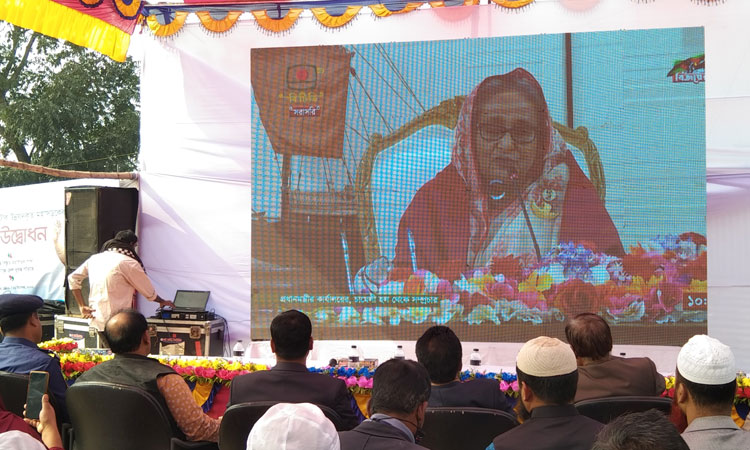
[369,3,424,17]
[489,0,534,8]
[310,6,362,28]
[196,11,242,33]
[146,11,189,37]
[0,0,131,62]
[251,9,303,33]
[191,380,214,407]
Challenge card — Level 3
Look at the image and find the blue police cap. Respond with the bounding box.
[0,294,44,319]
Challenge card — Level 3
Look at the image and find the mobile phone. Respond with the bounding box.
[26,371,49,420]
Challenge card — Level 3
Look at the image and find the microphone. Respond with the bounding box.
[510,172,542,262]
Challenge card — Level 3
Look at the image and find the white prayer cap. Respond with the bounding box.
[677,335,736,385]
[246,403,340,450]
[517,336,577,377]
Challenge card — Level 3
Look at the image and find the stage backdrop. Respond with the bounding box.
[136,0,750,367]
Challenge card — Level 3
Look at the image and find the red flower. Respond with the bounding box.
[517,291,548,311]
[622,252,666,280]
[679,252,707,281]
[550,279,600,317]
[490,255,524,281]
[485,281,516,301]
[460,292,493,311]
[743,387,750,399]
[646,281,683,316]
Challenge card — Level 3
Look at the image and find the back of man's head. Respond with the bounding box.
[516,336,579,405]
[592,410,688,450]
[370,359,431,416]
[0,294,43,336]
[676,335,736,410]
[270,310,312,360]
[104,309,148,354]
[415,326,462,384]
[565,313,612,360]
[0,312,34,335]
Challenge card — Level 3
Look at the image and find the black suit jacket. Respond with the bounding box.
[339,420,427,450]
[575,356,666,402]
[428,379,513,412]
[492,405,603,450]
[229,361,361,430]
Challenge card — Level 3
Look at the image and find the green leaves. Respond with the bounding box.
[0,24,140,186]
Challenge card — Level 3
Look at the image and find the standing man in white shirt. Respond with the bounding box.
[68,230,174,331]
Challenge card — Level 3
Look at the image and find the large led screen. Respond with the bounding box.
[251,28,707,344]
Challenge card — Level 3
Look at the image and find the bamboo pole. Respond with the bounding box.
[0,159,137,180]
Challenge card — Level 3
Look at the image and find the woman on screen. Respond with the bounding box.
[393,68,624,280]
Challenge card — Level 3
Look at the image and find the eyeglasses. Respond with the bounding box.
[478,121,536,145]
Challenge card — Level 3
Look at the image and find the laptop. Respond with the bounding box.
[171,290,210,312]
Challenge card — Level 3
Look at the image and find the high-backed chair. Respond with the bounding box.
[574,395,673,424]
[420,407,518,450]
[0,370,71,448]
[218,401,344,450]
[67,381,217,450]
[0,371,29,417]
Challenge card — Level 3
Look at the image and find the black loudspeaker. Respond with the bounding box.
[64,186,139,314]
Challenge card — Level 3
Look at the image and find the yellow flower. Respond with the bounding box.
[519,272,553,293]
[469,274,496,292]
[686,279,707,293]
[664,376,675,389]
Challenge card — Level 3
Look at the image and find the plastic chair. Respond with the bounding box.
[218,401,344,450]
[574,395,673,424]
[0,371,29,417]
[67,381,217,450]
[420,407,518,450]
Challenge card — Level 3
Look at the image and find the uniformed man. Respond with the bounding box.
[0,294,68,422]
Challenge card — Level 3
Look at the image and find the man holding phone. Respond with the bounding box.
[0,294,69,423]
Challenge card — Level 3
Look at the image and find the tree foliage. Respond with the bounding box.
[0,23,140,187]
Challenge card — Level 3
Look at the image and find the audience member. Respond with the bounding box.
[339,359,430,449]
[0,294,69,422]
[246,403,340,450]
[592,409,689,450]
[77,309,220,442]
[229,310,363,430]
[675,335,750,449]
[0,396,44,447]
[415,326,512,412]
[488,336,603,450]
[565,313,665,401]
[0,394,63,450]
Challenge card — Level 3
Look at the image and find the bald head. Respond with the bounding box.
[565,313,612,361]
[104,309,149,354]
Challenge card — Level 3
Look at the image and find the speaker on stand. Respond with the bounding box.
[64,186,139,314]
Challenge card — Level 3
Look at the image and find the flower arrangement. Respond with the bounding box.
[308,233,707,327]
[59,351,113,380]
[157,357,269,386]
[310,366,374,394]
[38,338,78,353]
